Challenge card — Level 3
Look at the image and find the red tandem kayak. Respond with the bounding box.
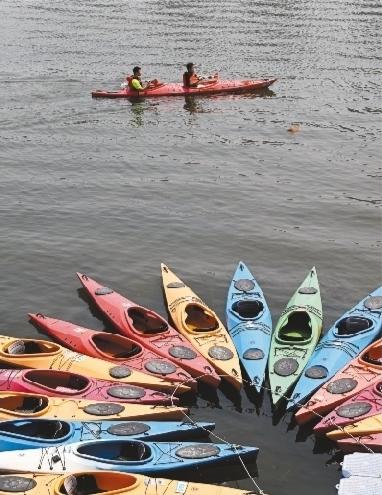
[91,78,277,98]
[0,368,175,405]
[76,273,221,388]
[29,313,194,391]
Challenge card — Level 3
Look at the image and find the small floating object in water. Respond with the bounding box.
[288,123,301,133]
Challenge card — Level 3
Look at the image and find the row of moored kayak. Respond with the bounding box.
[0,264,379,493]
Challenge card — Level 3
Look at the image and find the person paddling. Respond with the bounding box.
[126,66,159,91]
[183,62,218,88]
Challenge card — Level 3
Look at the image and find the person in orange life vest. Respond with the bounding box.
[126,66,159,91]
[183,62,218,88]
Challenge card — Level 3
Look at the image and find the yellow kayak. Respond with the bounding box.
[161,264,242,390]
[0,471,253,494]
[0,391,186,421]
[326,413,382,440]
[0,335,190,394]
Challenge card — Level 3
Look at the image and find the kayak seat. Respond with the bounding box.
[336,316,372,336]
[116,442,149,461]
[185,304,219,332]
[14,397,46,414]
[363,347,382,365]
[232,300,264,319]
[6,340,42,355]
[60,474,104,494]
[33,420,67,439]
[128,308,168,334]
[92,334,141,359]
[279,312,312,342]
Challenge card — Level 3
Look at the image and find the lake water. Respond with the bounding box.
[0,1,381,493]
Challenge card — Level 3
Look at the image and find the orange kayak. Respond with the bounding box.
[0,471,253,494]
[77,273,221,388]
[0,335,190,395]
[0,391,186,421]
[29,313,195,390]
[161,264,242,390]
[295,338,382,424]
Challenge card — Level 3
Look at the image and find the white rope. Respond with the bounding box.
[167,372,375,494]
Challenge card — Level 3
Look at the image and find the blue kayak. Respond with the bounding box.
[0,438,259,474]
[226,261,272,392]
[287,286,382,411]
[0,419,215,451]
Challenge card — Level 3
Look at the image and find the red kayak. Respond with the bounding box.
[314,381,382,434]
[91,78,276,98]
[0,368,175,405]
[76,273,221,388]
[295,338,382,425]
[336,433,382,452]
[29,313,195,391]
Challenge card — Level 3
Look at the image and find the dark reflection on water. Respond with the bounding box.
[0,0,381,494]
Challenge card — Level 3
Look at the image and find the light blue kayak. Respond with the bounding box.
[0,438,259,474]
[226,261,272,392]
[0,419,215,451]
[287,286,382,411]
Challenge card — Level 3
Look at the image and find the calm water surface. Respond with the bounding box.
[0,1,381,494]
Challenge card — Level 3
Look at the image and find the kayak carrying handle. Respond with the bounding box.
[81,274,89,280]
[36,313,46,319]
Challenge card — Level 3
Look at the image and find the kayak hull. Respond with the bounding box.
[314,380,382,434]
[29,313,192,392]
[0,471,254,495]
[0,438,259,474]
[288,286,382,411]
[268,267,323,406]
[92,78,277,98]
[0,368,174,405]
[0,419,215,450]
[0,391,187,421]
[295,338,382,425]
[76,273,220,388]
[161,264,242,390]
[336,433,382,453]
[226,261,272,392]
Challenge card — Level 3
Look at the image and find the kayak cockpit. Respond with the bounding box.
[0,394,49,415]
[278,311,312,343]
[0,419,71,441]
[57,472,139,494]
[24,370,90,394]
[2,339,61,356]
[91,333,142,359]
[362,343,382,365]
[127,308,169,334]
[184,304,219,332]
[76,440,152,463]
[231,300,264,320]
[335,316,373,337]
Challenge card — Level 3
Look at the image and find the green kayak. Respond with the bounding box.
[268,267,323,407]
